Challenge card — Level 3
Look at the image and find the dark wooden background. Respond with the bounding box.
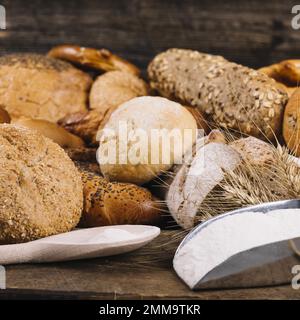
[1,0,300,70]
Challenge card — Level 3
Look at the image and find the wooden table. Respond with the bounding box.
[0,231,299,300]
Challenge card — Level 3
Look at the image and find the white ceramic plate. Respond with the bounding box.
[0,225,160,265]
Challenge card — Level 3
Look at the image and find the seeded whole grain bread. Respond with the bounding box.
[78,168,162,227]
[0,124,83,244]
[148,49,288,140]
[0,54,92,122]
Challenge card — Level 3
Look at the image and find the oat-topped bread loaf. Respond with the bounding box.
[148,49,288,140]
[0,54,92,122]
[0,124,83,244]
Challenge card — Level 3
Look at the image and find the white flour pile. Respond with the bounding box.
[173,208,300,289]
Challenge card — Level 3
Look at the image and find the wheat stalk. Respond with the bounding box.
[133,142,300,266]
[197,144,300,220]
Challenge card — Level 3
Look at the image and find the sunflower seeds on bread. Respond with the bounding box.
[148,49,288,140]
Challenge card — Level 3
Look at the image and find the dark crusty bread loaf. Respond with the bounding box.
[148,49,288,140]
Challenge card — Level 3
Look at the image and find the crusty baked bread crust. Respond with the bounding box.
[148,49,288,140]
[13,118,84,148]
[0,124,83,244]
[58,110,104,146]
[90,70,148,116]
[283,88,300,156]
[99,96,197,185]
[79,169,162,227]
[0,54,92,122]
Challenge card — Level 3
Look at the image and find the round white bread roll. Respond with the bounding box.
[98,96,197,185]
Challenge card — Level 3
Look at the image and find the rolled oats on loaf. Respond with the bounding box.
[148,49,288,140]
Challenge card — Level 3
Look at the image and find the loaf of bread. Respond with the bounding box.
[151,129,226,200]
[229,136,275,166]
[258,61,298,97]
[148,49,288,140]
[0,54,92,122]
[166,139,241,229]
[166,133,277,229]
[74,161,101,175]
[13,118,84,148]
[283,88,300,156]
[79,169,163,227]
[58,110,104,146]
[99,96,197,185]
[90,70,149,117]
[0,124,83,244]
[277,59,300,86]
[48,45,141,75]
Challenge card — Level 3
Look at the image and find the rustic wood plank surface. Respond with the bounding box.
[0,231,299,299]
[0,0,300,69]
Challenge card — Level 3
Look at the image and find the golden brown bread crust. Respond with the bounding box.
[258,64,282,82]
[230,136,275,166]
[278,60,300,85]
[13,118,84,148]
[258,63,298,97]
[283,88,300,156]
[148,49,288,141]
[58,110,104,146]
[78,169,163,227]
[0,124,83,244]
[0,54,92,122]
[60,71,149,147]
[0,106,10,123]
[89,70,149,116]
[48,45,140,76]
